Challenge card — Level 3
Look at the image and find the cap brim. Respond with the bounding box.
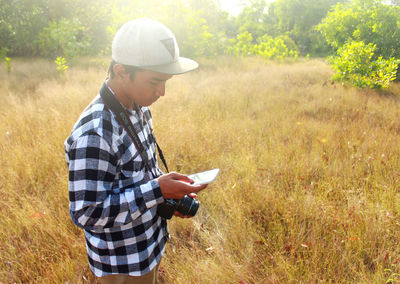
[140,57,199,75]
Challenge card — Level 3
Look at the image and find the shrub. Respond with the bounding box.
[226,31,298,61]
[37,18,91,59]
[4,57,11,74]
[225,31,255,57]
[254,34,298,61]
[54,57,68,75]
[318,0,400,59]
[329,40,400,89]
[0,47,11,74]
[0,47,8,60]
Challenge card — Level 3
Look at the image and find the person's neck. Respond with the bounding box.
[106,78,135,110]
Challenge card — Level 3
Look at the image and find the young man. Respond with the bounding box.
[65,18,206,283]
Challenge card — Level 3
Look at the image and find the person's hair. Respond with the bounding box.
[108,60,142,80]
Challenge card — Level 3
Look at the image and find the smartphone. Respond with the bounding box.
[188,168,220,185]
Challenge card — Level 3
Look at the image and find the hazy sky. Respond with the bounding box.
[219,0,246,16]
[219,0,274,16]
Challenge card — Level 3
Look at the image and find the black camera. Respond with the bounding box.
[157,195,200,219]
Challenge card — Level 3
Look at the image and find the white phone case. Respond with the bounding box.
[188,168,220,185]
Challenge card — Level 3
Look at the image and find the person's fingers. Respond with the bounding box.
[187,193,198,199]
[171,180,205,195]
[168,172,186,180]
[188,183,207,193]
[169,172,193,183]
[174,211,191,218]
[158,173,207,199]
[174,211,183,217]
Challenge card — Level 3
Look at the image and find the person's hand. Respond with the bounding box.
[157,172,207,199]
[174,193,198,219]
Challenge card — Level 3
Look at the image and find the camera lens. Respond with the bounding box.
[175,195,199,217]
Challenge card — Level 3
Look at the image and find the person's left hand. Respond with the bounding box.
[173,192,199,218]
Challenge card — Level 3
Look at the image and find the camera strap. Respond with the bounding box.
[99,82,169,176]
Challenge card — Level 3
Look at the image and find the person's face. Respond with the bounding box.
[122,69,173,107]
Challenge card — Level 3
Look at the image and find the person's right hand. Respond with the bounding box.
[157,172,207,199]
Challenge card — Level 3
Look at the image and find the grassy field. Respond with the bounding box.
[0,57,399,283]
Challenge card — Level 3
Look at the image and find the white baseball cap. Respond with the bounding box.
[112,18,199,75]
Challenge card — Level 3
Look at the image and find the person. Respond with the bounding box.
[64,18,207,284]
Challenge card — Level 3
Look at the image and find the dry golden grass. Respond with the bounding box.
[0,57,399,283]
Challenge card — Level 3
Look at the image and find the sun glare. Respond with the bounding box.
[219,0,247,16]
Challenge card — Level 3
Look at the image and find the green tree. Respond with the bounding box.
[161,0,231,57]
[37,18,91,58]
[226,31,298,61]
[330,40,400,89]
[110,0,231,58]
[233,0,344,56]
[66,0,113,55]
[0,0,113,57]
[0,0,53,56]
[235,0,272,41]
[226,31,254,56]
[271,0,343,56]
[254,34,298,61]
[318,0,400,59]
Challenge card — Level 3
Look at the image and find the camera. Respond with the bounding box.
[157,195,200,219]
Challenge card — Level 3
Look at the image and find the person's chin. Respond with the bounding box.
[142,99,158,107]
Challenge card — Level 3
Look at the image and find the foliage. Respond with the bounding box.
[161,2,224,58]
[4,57,11,74]
[0,0,344,59]
[226,31,254,57]
[271,0,343,56]
[0,0,50,56]
[0,47,8,60]
[330,41,400,89]
[254,34,298,61]
[385,266,400,283]
[275,34,298,54]
[318,0,400,59]
[232,0,344,57]
[0,0,113,57]
[227,31,298,61]
[235,0,271,40]
[2,0,400,91]
[38,18,91,59]
[54,56,69,74]
[109,0,233,58]
[1,47,11,73]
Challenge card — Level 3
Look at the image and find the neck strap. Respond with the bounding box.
[99,83,169,175]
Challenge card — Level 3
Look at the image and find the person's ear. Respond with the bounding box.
[113,64,127,80]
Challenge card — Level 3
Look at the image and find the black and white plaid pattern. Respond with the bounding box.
[65,85,168,277]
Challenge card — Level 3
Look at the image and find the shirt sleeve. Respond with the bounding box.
[67,133,165,231]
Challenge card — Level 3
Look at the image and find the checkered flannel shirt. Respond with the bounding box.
[64,84,168,277]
